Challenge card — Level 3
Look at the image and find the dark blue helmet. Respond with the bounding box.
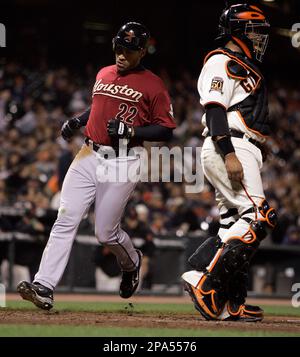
[113,22,150,51]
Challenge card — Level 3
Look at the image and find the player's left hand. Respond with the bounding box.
[107,118,133,139]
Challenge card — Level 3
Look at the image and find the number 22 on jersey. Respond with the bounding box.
[116,103,138,125]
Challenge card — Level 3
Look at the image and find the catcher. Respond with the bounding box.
[182,3,277,321]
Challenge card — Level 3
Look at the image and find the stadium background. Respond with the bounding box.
[0,0,300,337]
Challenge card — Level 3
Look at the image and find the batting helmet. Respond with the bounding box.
[113,22,150,51]
[216,3,270,62]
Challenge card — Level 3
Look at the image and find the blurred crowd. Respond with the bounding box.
[0,59,300,250]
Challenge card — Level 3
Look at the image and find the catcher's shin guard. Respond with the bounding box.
[188,235,223,271]
[219,268,264,321]
[191,200,277,320]
[182,269,227,320]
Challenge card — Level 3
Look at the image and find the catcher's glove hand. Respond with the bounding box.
[61,118,81,141]
[107,118,133,139]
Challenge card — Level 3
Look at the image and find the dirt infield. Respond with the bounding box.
[2,294,300,333]
[1,309,300,333]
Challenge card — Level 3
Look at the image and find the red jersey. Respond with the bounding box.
[84,65,176,146]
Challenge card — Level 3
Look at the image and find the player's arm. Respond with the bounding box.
[107,120,173,141]
[206,103,243,181]
[132,125,173,141]
[199,56,243,181]
[61,107,91,141]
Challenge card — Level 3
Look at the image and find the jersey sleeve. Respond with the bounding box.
[150,89,176,128]
[198,54,235,110]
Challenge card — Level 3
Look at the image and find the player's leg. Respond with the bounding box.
[184,138,276,320]
[188,192,238,271]
[94,156,141,298]
[185,195,263,321]
[18,145,97,309]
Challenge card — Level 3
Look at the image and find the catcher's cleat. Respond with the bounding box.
[17,281,53,310]
[119,250,142,299]
[219,302,264,322]
[182,270,226,320]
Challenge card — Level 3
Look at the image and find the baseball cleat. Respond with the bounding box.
[17,281,53,310]
[119,250,142,299]
[219,302,264,322]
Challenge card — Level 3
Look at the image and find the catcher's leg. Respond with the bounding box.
[183,235,224,320]
[218,200,276,321]
[183,200,277,320]
[183,207,236,320]
[184,239,263,321]
[219,267,264,322]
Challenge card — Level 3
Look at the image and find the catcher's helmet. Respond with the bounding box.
[216,3,270,62]
[113,22,150,51]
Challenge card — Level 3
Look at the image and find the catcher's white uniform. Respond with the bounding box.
[198,49,268,243]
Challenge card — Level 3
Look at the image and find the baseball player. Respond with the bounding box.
[17,22,176,310]
[182,3,277,321]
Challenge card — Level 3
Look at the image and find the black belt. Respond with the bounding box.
[85,138,135,158]
[229,129,263,150]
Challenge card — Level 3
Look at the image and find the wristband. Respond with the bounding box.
[216,136,235,156]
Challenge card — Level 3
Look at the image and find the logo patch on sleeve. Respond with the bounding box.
[210,77,224,93]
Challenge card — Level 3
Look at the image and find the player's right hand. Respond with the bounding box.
[224,152,244,182]
[61,118,81,141]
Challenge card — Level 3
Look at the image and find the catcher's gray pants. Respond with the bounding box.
[35,143,141,290]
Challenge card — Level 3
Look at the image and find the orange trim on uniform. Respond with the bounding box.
[211,291,219,314]
[227,234,257,245]
[197,275,216,299]
[199,296,218,318]
[237,110,268,139]
[195,275,219,316]
[236,11,265,21]
[258,198,267,212]
[203,49,261,89]
[203,49,267,138]
[265,209,276,228]
[207,248,224,273]
[191,285,218,319]
[228,303,243,316]
[248,227,258,243]
[232,36,252,59]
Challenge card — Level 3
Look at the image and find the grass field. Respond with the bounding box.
[1,299,300,337]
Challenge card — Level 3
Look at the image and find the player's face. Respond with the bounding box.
[115,45,146,73]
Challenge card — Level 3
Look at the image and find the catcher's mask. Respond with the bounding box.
[216,4,270,62]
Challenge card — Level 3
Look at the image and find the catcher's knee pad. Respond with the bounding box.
[241,199,277,241]
[188,235,223,271]
[256,199,277,235]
